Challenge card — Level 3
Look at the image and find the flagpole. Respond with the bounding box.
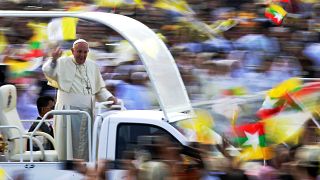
[259,145,266,166]
[258,130,267,166]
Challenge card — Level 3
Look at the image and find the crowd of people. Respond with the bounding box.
[0,0,319,109]
[55,131,319,180]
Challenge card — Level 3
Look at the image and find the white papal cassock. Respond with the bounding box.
[42,56,112,160]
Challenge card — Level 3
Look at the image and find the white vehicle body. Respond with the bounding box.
[0,11,208,179]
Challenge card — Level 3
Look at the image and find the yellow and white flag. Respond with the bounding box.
[47,17,78,41]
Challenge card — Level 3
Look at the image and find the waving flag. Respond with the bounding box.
[222,86,247,96]
[22,21,48,60]
[263,112,310,145]
[265,4,287,25]
[47,17,77,41]
[233,122,266,147]
[232,122,274,161]
[4,57,41,78]
[273,0,291,2]
[267,78,301,98]
[258,78,320,119]
[257,78,302,119]
[94,0,125,8]
[256,96,285,120]
[291,82,320,113]
[153,0,193,15]
[94,0,143,8]
[176,109,218,144]
[0,31,7,54]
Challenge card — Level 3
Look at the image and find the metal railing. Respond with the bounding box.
[29,110,92,162]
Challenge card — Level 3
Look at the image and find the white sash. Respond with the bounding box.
[57,90,93,108]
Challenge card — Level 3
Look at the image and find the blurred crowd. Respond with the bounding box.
[54,131,319,180]
[0,1,318,138]
[0,0,320,111]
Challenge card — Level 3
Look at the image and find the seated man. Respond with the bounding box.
[28,96,55,150]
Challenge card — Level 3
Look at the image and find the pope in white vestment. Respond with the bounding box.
[42,39,117,160]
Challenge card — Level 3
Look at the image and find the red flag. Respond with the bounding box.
[231,122,274,161]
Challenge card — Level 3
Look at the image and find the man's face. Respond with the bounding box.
[41,100,55,118]
[71,42,89,64]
